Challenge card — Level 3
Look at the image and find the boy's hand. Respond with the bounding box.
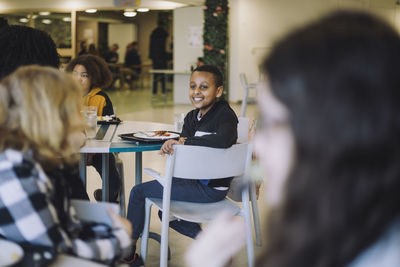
[160,137,186,155]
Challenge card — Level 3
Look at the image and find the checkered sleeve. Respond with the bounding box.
[0,150,132,264]
[70,227,132,264]
[0,150,65,247]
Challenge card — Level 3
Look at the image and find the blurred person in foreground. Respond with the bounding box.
[0,65,132,264]
[0,24,89,200]
[186,11,400,267]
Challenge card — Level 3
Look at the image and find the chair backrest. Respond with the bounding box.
[228,117,257,201]
[238,117,251,144]
[166,143,251,181]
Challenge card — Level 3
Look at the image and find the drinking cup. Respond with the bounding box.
[83,106,98,139]
[174,113,185,132]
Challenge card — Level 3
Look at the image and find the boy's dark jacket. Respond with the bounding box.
[180,100,238,187]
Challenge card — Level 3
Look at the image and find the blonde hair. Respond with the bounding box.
[0,65,85,167]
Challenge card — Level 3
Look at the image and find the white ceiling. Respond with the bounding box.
[0,0,203,11]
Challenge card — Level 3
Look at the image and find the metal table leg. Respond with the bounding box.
[102,153,110,201]
[135,151,142,185]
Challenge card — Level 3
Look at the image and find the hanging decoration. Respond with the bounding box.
[203,0,229,99]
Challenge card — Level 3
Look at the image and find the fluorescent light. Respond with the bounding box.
[41,19,52,24]
[19,18,29,23]
[62,17,72,22]
[39,11,50,16]
[137,8,149,12]
[124,11,137,17]
[85,9,97,13]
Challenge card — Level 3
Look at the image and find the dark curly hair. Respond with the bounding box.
[259,11,400,267]
[66,54,112,89]
[0,25,60,80]
[192,64,223,87]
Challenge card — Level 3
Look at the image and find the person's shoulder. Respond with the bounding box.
[186,108,199,119]
[215,100,238,120]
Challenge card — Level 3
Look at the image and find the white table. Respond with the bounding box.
[79,121,174,201]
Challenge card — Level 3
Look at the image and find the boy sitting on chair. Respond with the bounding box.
[124,65,238,265]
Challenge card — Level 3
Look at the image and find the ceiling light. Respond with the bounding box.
[19,18,29,23]
[137,8,149,12]
[39,11,50,16]
[124,11,137,17]
[41,19,52,24]
[62,17,72,22]
[85,9,97,13]
[27,14,38,19]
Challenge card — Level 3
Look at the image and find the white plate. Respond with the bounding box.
[0,239,24,266]
[133,131,179,140]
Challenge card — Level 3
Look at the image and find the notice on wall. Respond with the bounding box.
[188,26,202,48]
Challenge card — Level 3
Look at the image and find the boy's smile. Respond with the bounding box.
[189,71,223,116]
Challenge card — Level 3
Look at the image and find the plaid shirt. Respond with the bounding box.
[0,149,131,264]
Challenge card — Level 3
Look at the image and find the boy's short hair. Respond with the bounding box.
[66,54,112,89]
[0,25,60,80]
[192,65,223,87]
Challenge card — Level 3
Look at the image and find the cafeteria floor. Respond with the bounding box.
[85,81,265,266]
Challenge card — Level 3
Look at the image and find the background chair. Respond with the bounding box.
[140,143,254,267]
[240,73,258,117]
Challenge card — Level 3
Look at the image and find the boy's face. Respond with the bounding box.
[189,71,223,115]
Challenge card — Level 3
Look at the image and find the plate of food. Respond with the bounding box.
[97,115,122,125]
[119,131,180,143]
[134,131,179,140]
[0,239,24,266]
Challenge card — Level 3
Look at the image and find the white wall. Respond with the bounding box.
[229,0,400,102]
[108,23,137,63]
[173,6,203,104]
[173,6,204,72]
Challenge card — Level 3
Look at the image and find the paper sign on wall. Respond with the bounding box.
[188,26,203,48]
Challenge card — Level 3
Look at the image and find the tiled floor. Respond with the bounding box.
[85,82,266,267]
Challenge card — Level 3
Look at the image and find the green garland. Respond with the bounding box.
[203,0,229,99]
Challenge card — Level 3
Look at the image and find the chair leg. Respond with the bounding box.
[242,187,255,267]
[160,209,170,267]
[250,183,262,247]
[140,199,152,263]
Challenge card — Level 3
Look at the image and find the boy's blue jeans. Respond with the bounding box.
[127,178,228,240]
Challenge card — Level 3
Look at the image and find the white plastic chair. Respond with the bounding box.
[240,73,258,117]
[232,117,262,247]
[140,143,254,267]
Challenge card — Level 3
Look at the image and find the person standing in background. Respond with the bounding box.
[149,19,169,95]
